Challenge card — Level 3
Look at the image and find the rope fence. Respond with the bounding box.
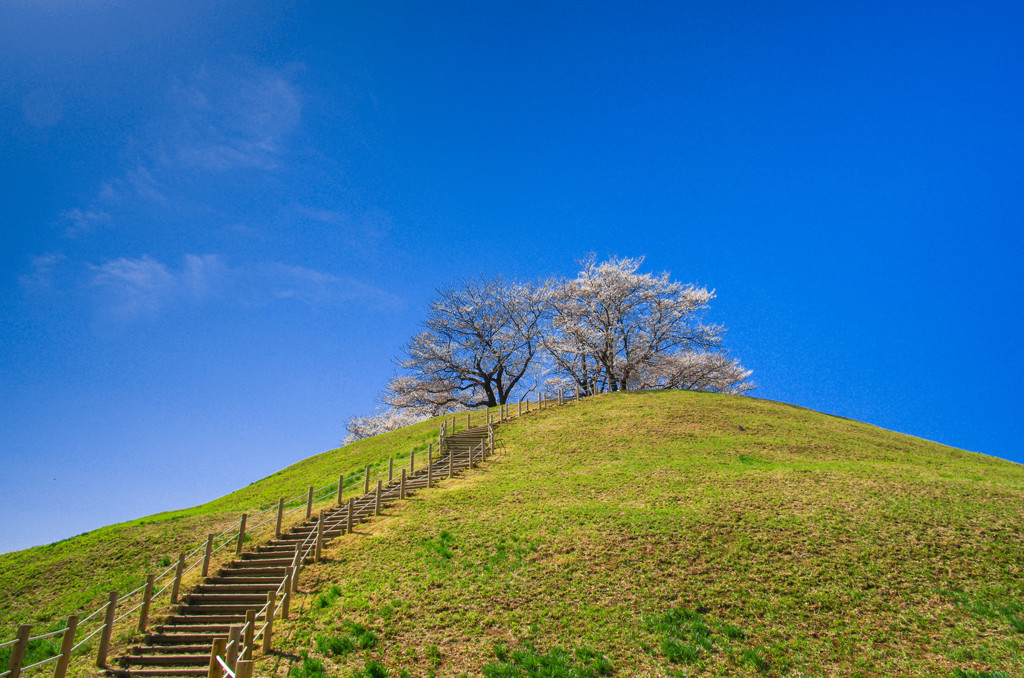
[2,387,592,678]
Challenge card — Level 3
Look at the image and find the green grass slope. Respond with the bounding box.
[263,391,1024,678]
[0,413,450,638]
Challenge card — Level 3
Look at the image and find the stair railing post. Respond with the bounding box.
[467,412,471,429]
[400,469,407,499]
[427,450,433,488]
[236,659,254,678]
[235,514,247,556]
[448,446,454,478]
[364,465,371,495]
[242,610,256,660]
[202,533,214,577]
[347,498,354,534]
[388,458,394,483]
[7,624,31,678]
[171,552,186,603]
[53,615,78,678]
[138,573,155,632]
[375,480,382,516]
[262,591,276,653]
[410,449,416,474]
[208,637,227,678]
[337,475,344,506]
[282,566,293,619]
[315,514,324,561]
[95,590,118,667]
[227,626,241,670]
[276,498,285,537]
[305,487,314,521]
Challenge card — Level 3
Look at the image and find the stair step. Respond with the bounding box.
[216,567,287,577]
[155,624,233,634]
[131,645,211,655]
[230,557,293,567]
[203,577,281,586]
[119,668,208,677]
[178,604,263,615]
[166,614,248,624]
[146,634,222,646]
[185,593,269,603]
[123,654,210,667]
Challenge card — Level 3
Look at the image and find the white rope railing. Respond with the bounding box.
[25,627,67,643]
[2,389,586,677]
[17,655,60,673]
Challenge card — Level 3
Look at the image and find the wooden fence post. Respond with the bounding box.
[171,552,186,603]
[375,480,382,516]
[291,548,301,591]
[236,659,254,678]
[282,566,293,619]
[262,591,276,653]
[95,591,118,667]
[347,498,355,534]
[388,458,394,483]
[202,533,214,577]
[53,615,78,678]
[7,624,31,678]
[138,574,155,632]
[242,610,255,660]
[236,514,247,556]
[305,487,314,521]
[337,475,344,506]
[276,498,285,537]
[315,514,324,561]
[427,450,433,488]
[466,412,471,429]
[448,447,454,478]
[400,469,407,499]
[227,625,241,670]
[208,637,227,678]
[364,465,371,494]
[410,449,416,473]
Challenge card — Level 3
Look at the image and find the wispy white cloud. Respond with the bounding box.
[126,165,167,203]
[19,253,67,292]
[287,204,394,255]
[61,208,110,236]
[88,254,223,317]
[58,62,303,236]
[261,263,402,310]
[84,253,399,319]
[168,64,302,172]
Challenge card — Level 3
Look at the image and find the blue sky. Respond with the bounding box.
[2,0,1022,554]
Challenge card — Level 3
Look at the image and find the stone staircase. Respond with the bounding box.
[110,425,493,677]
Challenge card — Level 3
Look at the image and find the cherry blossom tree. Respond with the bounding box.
[345,256,752,442]
[545,255,733,393]
[636,351,754,393]
[343,406,429,444]
[389,275,548,409]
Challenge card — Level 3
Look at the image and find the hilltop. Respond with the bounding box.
[265,391,1024,677]
[3,391,1023,677]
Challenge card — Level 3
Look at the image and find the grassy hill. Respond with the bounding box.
[0,414,447,636]
[4,391,1024,677]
